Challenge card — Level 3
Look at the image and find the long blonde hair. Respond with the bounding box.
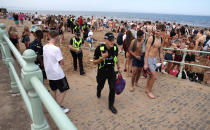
[23,26,30,32]
[8,26,18,38]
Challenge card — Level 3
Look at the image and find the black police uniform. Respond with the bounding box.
[93,43,118,108]
[74,23,80,34]
[70,17,75,34]
[69,37,85,75]
[83,23,89,40]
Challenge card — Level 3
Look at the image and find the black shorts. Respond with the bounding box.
[132,56,144,67]
[185,54,195,62]
[49,77,70,92]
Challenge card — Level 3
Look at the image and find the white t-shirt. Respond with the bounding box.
[123,34,126,41]
[43,44,65,80]
[103,19,107,24]
[88,31,93,37]
[34,14,39,19]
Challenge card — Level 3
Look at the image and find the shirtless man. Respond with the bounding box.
[129,30,145,92]
[144,24,165,99]
[147,21,153,35]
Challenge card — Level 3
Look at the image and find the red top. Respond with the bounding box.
[79,18,83,26]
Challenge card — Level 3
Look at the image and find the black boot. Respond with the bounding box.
[97,90,101,98]
[109,106,117,114]
[80,71,85,75]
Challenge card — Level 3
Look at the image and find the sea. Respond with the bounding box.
[11,10,210,27]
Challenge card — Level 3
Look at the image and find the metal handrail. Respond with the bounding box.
[163,46,209,78]
[165,60,210,69]
[164,48,210,54]
[3,35,26,67]
[30,77,77,130]
[8,62,33,119]
[0,23,77,130]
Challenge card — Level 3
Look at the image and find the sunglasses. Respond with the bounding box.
[108,38,115,42]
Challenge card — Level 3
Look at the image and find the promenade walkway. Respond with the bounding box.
[0,53,31,130]
[1,53,210,130]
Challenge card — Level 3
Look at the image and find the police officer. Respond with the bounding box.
[74,21,80,34]
[69,31,85,75]
[93,32,121,114]
[82,20,89,40]
[69,16,75,34]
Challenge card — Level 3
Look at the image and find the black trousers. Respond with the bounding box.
[96,67,116,107]
[70,24,74,34]
[70,50,84,74]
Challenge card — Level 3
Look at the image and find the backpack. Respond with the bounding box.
[176,70,188,79]
[132,38,147,53]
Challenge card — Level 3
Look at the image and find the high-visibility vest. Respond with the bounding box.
[74,25,79,30]
[72,37,82,48]
[83,24,89,30]
[99,44,118,69]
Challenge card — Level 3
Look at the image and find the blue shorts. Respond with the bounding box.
[15,20,19,23]
[132,56,144,67]
[103,24,107,28]
[148,57,157,72]
[165,53,173,60]
[86,37,93,43]
[23,37,30,42]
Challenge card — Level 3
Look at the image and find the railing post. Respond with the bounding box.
[0,24,6,61]
[0,23,19,94]
[21,49,50,130]
[178,45,188,79]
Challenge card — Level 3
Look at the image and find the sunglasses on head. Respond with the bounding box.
[105,35,115,41]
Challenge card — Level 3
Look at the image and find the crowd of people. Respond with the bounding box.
[5,12,210,114]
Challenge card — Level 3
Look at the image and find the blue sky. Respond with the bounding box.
[1,0,210,16]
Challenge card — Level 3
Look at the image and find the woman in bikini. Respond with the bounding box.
[123,30,135,77]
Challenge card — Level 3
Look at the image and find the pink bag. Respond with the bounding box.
[169,69,179,77]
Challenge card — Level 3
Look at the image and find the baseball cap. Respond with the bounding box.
[104,32,114,41]
[75,31,80,36]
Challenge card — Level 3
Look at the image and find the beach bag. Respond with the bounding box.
[169,69,179,77]
[196,72,204,83]
[115,74,126,95]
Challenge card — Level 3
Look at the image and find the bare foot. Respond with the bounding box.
[135,83,140,87]
[145,91,155,99]
[130,87,135,92]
